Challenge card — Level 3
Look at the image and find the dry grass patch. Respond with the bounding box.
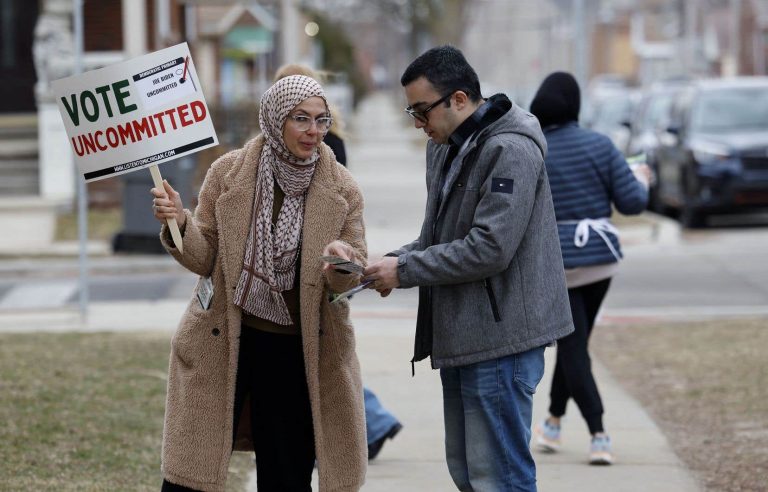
[0,332,251,491]
[592,318,768,492]
[55,209,123,242]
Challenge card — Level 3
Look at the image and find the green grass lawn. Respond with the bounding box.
[0,332,251,491]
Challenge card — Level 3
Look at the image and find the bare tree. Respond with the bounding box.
[302,0,469,57]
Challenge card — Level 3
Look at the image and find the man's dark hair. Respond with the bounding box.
[400,45,483,103]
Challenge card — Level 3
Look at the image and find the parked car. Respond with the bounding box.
[626,80,690,211]
[655,77,768,227]
[583,86,640,154]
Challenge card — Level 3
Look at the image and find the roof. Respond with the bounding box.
[196,3,277,37]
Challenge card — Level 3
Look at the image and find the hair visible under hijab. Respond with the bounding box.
[233,75,327,325]
[400,45,483,102]
[529,71,581,129]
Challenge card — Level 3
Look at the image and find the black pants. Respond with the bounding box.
[162,328,315,492]
[549,278,611,435]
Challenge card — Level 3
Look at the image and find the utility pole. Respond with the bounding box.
[72,0,88,321]
[683,0,698,75]
[281,0,299,65]
[731,0,742,75]
[573,0,587,89]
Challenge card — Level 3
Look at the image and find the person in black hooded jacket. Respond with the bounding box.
[529,72,650,466]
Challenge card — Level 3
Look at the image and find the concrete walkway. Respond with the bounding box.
[354,311,700,492]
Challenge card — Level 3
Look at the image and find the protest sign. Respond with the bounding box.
[51,42,218,253]
[52,42,217,182]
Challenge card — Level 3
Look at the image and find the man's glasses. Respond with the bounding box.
[288,114,333,133]
[404,92,454,123]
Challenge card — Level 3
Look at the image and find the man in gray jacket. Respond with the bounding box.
[364,46,574,491]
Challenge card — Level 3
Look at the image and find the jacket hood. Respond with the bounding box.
[529,71,581,128]
[476,93,547,158]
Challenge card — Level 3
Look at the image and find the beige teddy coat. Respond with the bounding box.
[159,135,367,491]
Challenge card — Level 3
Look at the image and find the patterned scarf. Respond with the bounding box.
[234,75,327,325]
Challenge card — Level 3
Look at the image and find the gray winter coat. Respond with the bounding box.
[391,98,574,369]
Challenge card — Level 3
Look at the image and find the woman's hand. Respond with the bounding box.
[630,163,653,189]
[322,240,356,273]
[151,180,186,228]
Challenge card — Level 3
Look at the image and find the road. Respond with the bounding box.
[2,95,767,321]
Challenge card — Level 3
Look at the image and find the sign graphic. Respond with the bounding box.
[51,43,218,183]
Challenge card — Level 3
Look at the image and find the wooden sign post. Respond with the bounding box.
[51,42,219,256]
[149,164,184,253]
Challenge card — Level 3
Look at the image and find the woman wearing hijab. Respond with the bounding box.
[273,63,403,461]
[529,72,650,466]
[274,64,348,166]
[151,75,367,491]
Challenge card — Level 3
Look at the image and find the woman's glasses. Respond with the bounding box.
[288,114,333,133]
[404,92,454,123]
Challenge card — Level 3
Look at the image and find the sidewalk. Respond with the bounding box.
[353,310,699,492]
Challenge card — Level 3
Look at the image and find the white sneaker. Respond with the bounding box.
[535,419,561,453]
[589,434,614,465]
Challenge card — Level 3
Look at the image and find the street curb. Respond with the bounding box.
[0,254,183,277]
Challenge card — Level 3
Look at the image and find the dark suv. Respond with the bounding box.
[626,80,690,211]
[655,77,768,227]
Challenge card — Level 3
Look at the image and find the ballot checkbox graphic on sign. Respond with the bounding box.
[132,56,198,111]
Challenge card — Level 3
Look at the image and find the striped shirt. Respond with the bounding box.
[543,122,648,269]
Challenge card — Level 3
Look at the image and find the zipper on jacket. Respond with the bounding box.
[484,278,502,322]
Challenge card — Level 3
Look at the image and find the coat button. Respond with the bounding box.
[457,183,463,187]
[212,328,220,336]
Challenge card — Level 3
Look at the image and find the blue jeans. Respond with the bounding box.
[440,347,546,492]
[364,387,400,445]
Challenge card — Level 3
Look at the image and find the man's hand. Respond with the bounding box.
[322,240,356,274]
[363,257,400,297]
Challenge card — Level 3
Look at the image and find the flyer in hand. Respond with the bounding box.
[320,255,370,303]
[320,255,364,275]
[331,280,373,304]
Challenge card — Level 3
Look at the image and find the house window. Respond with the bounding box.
[1,0,16,69]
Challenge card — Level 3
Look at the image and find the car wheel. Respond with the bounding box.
[680,201,706,228]
[678,167,706,227]
[647,183,663,213]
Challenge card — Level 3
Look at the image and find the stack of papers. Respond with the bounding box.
[321,255,369,303]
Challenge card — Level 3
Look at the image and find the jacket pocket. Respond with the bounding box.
[320,295,356,363]
[484,278,501,322]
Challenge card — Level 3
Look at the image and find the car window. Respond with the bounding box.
[691,87,768,132]
[640,94,674,132]
[669,89,695,130]
[592,96,632,127]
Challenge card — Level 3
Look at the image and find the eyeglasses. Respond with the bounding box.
[287,114,333,133]
[404,92,454,123]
